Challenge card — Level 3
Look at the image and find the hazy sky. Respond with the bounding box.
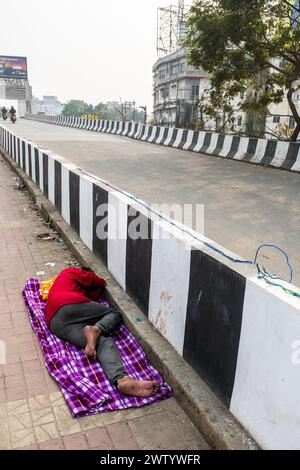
[1,0,176,111]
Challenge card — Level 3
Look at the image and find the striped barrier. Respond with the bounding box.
[2,123,300,449]
[25,114,300,173]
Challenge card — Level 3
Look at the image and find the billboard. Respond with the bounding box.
[0,56,27,79]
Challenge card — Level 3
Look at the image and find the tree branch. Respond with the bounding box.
[291,121,300,141]
[264,125,289,141]
[112,105,126,121]
[287,86,300,123]
[233,42,292,78]
[281,0,300,13]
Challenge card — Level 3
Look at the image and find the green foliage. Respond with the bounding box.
[62,100,145,122]
[184,0,300,140]
[62,100,93,117]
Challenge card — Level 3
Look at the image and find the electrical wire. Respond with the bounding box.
[77,167,298,297]
[257,267,300,298]
[254,243,293,283]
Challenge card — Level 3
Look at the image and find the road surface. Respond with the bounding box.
[8,118,300,287]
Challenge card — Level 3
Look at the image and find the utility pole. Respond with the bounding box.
[140,106,147,124]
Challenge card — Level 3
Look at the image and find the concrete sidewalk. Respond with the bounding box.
[0,157,209,450]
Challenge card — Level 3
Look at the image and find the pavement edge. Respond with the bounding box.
[0,147,259,450]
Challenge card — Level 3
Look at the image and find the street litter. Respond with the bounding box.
[36,233,53,241]
[36,271,45,276]
[14,178,26,192]
[45,262,56,268]
[70,262,79,267]
[13,177,26,191]
[28,205,39,212]
[64,260,80,267]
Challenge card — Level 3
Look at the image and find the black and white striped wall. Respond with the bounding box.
[26,114,300,173]
[2,124,300,450]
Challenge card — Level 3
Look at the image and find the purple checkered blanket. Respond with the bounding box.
[22,278,172,417]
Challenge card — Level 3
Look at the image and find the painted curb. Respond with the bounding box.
[0,146,258,451]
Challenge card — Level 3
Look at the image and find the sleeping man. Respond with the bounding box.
[46,267,159,397]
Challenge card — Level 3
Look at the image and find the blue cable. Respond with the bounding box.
[254,244,293,283]
[78,168,295,287]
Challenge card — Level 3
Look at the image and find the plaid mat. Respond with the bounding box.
[22,278,172,417]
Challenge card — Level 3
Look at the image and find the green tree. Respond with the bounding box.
[94,102,145,122]
[93,103,120,120]
[62,99,145,122]
[62,100,92,117]
[184,0,300,140]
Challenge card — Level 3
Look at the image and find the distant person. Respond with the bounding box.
[9,106,16,116]
[46,267,160,397]
[1,106,7,119]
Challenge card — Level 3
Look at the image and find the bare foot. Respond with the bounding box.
[117,376,160,397]
[83,325,102,360]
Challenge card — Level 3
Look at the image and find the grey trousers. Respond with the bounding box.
[49,302,127,384]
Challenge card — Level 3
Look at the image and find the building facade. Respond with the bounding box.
[153,49,300,139]
[199,62,300,139]
[266,89,300,139]
[153,49,207,128]
[0,78,32,116]
[32,95,63,116]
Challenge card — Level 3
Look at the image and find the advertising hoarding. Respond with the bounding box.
[0,56,28,79]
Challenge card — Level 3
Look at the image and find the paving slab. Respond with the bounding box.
[0,157,209,450]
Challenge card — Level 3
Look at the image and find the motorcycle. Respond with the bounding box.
[10,113,17,124]
[2,112,7,121]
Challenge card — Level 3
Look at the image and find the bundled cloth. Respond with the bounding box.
[22,278,172,417]
[40,276,56,300]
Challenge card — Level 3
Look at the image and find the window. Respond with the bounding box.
[237,116,243,126]
[273,116,280,123]
[172,63,179,75]
[191,85,199,97]
[180,62,185,73]
[216,116,222,128]
[170,84,177,100]
[289,116,296,128]
[279,59,287,69]
[159,69,165,80]
[161,87,169,99]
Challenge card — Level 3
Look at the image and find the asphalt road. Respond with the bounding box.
[7,118,300,287]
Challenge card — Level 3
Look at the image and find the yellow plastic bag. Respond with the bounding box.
[40,276,56,301]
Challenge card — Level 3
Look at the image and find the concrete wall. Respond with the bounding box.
[2,124,300,449]
[26,114,300,173]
